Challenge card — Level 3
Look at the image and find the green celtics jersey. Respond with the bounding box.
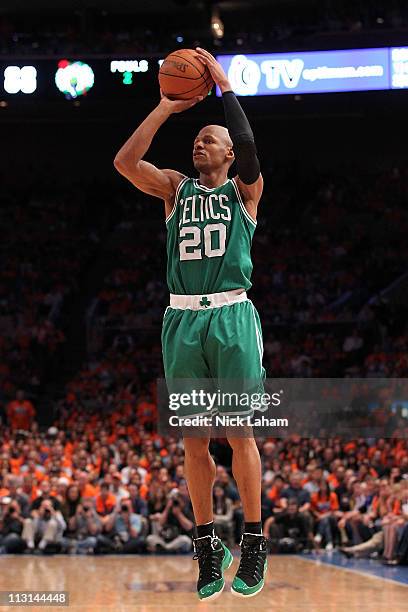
[166,177,256,295]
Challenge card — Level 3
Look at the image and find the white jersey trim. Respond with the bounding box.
[231,178,257,227]
[249,300,264,375]
[169,288,247,310]
[165,176,189,224]
[193,178,230,192]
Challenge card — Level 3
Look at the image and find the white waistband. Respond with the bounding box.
[169,289,247,310]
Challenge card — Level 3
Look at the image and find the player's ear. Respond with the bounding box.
[226,146,234,163]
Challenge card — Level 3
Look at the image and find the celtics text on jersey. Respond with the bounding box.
[166,177,256,295]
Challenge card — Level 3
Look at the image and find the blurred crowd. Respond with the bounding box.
[0,185,96,403]
[1,413,408,564]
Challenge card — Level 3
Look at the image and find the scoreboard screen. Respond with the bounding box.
[1,47,407,103]
[216,47,408,96]
[0,57,163,101]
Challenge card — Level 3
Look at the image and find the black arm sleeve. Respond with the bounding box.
[222,90,260,185]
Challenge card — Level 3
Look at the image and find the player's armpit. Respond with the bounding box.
[114,158,184,201]
[235,173,264,221]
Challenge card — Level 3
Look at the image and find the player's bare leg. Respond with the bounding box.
[227,432,268,598]
[229,435,261,521]
[184,434,233,601]
[183,436,214,524]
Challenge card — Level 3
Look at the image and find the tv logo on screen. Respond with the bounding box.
[228,55,304,95]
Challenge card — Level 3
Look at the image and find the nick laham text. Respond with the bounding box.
[169,415,289,427]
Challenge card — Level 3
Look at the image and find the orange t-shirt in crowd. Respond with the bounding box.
[371,496,401,516]
[64,442,74,457]
[80,483,99,499]
[268,485,283,501]
[95,492,116,515]
[9,457,24,474]
[136,401,157,426]
[344,442,357,453]
[139,483,148,499]
[19,468,47,483]
[7,400,36,430]
[29,487,41,502]
[311,491,339,513]
[327,473,339,489]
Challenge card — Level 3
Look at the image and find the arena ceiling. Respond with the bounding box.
[0,0,297,14]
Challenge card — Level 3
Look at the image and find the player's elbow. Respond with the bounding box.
[113,154,126,174]
[114,154,142,178]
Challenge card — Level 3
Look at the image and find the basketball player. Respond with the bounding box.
[114,47,267,601]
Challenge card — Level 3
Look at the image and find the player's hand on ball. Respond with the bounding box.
[159,89,203,114]
[195,47,231,92]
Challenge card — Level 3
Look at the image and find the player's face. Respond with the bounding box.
[193,129,232,172]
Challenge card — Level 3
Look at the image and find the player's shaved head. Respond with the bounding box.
[197,125,232,148]
[193,124,234,172]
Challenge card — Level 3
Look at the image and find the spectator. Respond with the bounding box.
[281,472,313,541]
[311,480,340,550]
[282,472,311,510]
[381,482,407,564]
[333,466,348,500]
[55,477,70,504]
[20,475,39,504]
[146,488,193,553]
[4,476,30,517]
[64,502,102,555]
[339,479,394,557]
[0,498,26,553]
[77,472,99,500]
[338,481,371,545]
[304,467,324,495]
[267,474,286,510]
[60,484,82,536]
[95,482,116,528]
[128,483,148,517]
[6,391,35,432]
[97,498,145,554]
[19,451,46,482]
[110,473,130,504]
[147,485,167,516]
[30,480,61,512]
[264,499,309,553]
[262,474,285,521]
[22,498,66,552]
[120,453,147,485]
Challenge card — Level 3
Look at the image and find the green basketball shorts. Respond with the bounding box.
[161,289,266,417]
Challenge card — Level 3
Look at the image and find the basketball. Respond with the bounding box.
[159,49,214,100]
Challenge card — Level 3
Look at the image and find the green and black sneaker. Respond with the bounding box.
[231,533,268,598]
[193,534,233,601]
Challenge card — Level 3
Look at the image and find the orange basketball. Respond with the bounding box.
[159,49,214,100]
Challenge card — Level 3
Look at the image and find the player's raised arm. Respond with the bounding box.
[114,93,203,202]
[195,48,263,218]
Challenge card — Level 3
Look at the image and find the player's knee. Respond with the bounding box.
[226,434,258,453]
[183,436,210,458]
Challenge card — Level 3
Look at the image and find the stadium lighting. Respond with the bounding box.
[211,7,224,39]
